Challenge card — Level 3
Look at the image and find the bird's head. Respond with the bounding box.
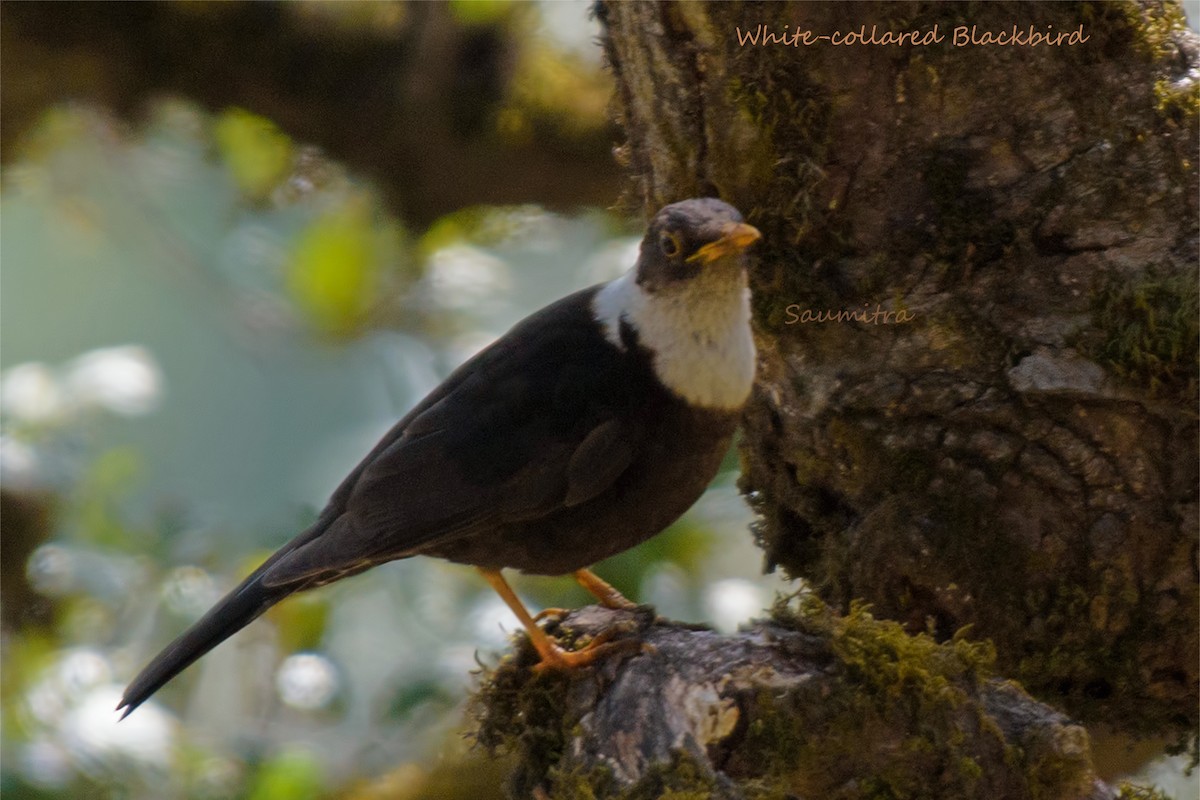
[593,197,760,409]
[634,198,761,292]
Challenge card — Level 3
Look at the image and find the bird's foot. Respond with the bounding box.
[532,606,568,623]
[573,569,638,611]
[530,626,645,673]
[476,567,644,673]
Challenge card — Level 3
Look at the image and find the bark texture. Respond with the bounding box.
[474,603,1127,799]
[600,0,1198,739]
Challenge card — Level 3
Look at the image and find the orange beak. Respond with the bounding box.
[686,222,762,264]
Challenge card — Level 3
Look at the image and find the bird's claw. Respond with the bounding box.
[531,627,644,673]
[532,606,568,623]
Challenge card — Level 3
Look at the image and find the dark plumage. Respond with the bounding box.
[119,198,760,718]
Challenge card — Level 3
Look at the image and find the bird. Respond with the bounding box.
[118,197,761,718]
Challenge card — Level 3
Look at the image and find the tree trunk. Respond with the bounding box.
[600,0,1198,740]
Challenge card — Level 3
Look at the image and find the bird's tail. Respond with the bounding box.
[117,564,295,719]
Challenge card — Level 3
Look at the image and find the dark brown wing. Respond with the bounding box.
[259,286,645,588]
[120,286,644,716]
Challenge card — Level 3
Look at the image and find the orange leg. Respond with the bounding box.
[479,568,639,671]
[573,568,637,610]
[532,568,637,622]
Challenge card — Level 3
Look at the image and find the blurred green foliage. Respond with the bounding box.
[287,200,403,336]
[246,749,324,800]
[448,0,516,26]
[0,93,769,798]
[214,108,295,202]
[1,4,753,799]
[270,594,331,655]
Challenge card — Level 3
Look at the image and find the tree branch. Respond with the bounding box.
[474,601,1132,799]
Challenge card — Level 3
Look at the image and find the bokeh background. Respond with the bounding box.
[1,3,1194,799]
[1,4,786,798]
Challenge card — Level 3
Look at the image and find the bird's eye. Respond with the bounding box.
[659,231,681,258]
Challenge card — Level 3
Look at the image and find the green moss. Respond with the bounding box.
[1084,268,1199,398]
[1119,0,1189,62]
[745,596,1014,799]
[472,643,578,798]
[1106,0,1199,146]
[829,600,996,697]
[1153,77,1200,126]
[539,763,619,799]
[1114,781,1173,800]
[1021,722,1095,800]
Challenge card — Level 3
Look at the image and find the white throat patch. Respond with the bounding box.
[592,265,755,411]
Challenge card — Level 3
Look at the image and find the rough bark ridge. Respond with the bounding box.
[474,602,1125,799]
[602,0,1198,739]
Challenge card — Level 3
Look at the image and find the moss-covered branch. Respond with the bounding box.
[473,599,1144,799]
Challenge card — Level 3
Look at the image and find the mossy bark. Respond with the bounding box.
[474,601,1126,799]
[598,0,1198,741]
